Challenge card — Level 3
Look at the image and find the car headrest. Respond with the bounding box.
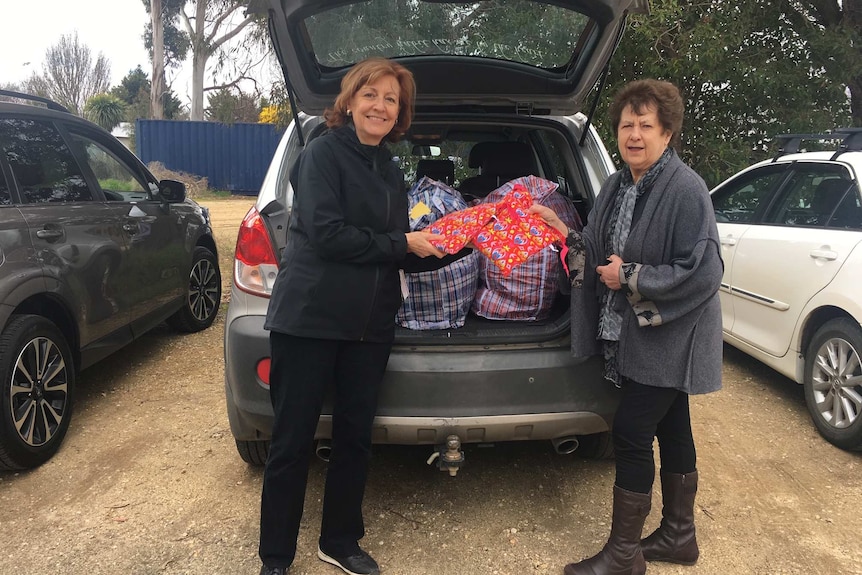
[416,158,455,185]
[812,178,850,213]
[467,141,536,177]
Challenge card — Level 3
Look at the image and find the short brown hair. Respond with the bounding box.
[324,57,416,143]
[609,79,684,148]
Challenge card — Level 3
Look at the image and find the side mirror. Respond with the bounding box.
[157,179,186,203]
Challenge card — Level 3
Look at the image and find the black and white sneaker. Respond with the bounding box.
[317,546,380,575]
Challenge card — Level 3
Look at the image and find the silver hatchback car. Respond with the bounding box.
[224,0,649,471]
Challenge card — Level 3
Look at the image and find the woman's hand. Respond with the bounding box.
[406,231,446,258]
[529,204,569,237]
[597,254,623,291]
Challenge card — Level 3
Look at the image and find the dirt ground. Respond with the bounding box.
[1,197,861,575]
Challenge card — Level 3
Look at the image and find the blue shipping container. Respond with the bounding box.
[136,119,282,195]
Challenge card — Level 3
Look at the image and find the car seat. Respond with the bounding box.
[416,158,455,186]
[811,178,851,226]
[459,141,538,199]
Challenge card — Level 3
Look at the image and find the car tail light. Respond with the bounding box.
[234,206,279,297]
[256,358,271,386]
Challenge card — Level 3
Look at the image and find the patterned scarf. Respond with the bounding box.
[600,147,673,384]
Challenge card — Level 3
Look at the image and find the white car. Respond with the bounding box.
[710,129,862,450]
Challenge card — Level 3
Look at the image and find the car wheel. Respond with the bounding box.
[576,431,614,459]
[0,315,75,470]
[167,246,221,333]
[236,439,269,466]
[803,318,862,451]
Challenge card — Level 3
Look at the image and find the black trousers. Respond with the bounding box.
[259,332,391,568]
[613,377,697,494]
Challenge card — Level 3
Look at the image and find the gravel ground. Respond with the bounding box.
[1,197,860,575]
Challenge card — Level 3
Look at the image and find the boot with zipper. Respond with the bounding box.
[640,469,699,565]
[563,485,651,575]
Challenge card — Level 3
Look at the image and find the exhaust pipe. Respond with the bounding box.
[551,436,579,455]
[315,439,332,462]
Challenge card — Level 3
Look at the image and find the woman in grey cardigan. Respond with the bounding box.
[531,79,723,575]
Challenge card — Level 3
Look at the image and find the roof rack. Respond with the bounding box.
[0,89,70,114]
[773,129,862,162]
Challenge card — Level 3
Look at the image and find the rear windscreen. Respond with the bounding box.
[303,0,592,70]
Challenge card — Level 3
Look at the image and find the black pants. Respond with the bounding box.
[259,332,391,568]
[613,377,697,494]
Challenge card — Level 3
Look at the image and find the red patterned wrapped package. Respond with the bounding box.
[471,184,566,276]
[427,203,496,253]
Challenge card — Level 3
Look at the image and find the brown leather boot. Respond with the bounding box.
[563,485,651,575]
[640,469,699,565]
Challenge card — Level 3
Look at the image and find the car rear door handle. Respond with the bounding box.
[35,228,63,241]
[809,249,837,261]
[720,236,737,246]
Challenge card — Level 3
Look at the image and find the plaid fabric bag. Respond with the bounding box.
[397,176,481,330]
[471,175,582,321]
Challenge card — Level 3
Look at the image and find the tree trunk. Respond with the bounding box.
[190,51,208,121]
[189,0,208,121]
[847,0,862,126]
[150,0,166,120]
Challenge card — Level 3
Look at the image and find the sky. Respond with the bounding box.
[1,1,154,85]
[0,0,268,106]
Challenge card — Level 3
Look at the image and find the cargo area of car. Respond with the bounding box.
[260,115,595,348]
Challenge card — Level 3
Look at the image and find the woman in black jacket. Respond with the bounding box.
[258,58,452,575]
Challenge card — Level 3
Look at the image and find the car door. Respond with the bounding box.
[711,163,789,334]
[716,161,862,358]
[62,125,187,334]
[254,0,649,117]
[0,115,132,352]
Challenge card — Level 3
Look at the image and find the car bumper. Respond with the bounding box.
[224,314,619,444]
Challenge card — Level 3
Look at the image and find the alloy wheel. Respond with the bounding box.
[9,336,69,447]
[810,336,862,429]
[188,257,220,322]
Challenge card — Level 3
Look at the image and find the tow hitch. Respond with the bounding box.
[426,434,465,477]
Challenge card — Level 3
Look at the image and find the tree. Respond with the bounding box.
[142,0,188,119]
[598,0,853,187]
[258,83,293,129]
[111,66,185,121]
[179,0,262,121]
[785,0,862,127]
[205,87,259,123]
[23,32,111,116]
[84,94,127,131]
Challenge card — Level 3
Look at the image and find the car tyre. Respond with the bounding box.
[803,317,862,451]
[0,315,75,470]
[236,439,270,466]
[576,431,614,459]
[167,246,221,333]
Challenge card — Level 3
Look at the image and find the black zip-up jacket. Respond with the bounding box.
[265,125,463,342]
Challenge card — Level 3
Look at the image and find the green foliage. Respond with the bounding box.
[84,94,127,131]
[206,88,260,123]
[110,66,185,120]
[98,178,139,192]
[598,0,857,187]
[141,0,189,68]
[260,83,293,130]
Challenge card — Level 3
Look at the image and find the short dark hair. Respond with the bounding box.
[609,79,684,148]
[324,57,416,142]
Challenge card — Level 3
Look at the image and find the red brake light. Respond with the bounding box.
[256,358,271,386]
[235,207,277,265]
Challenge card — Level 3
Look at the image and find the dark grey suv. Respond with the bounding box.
[225,0,648,472]
[0,91,222,470]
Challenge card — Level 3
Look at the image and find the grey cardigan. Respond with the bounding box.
[571,151,724,395]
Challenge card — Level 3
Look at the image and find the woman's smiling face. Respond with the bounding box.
[348,74,401,145]
[616,103,672,182]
